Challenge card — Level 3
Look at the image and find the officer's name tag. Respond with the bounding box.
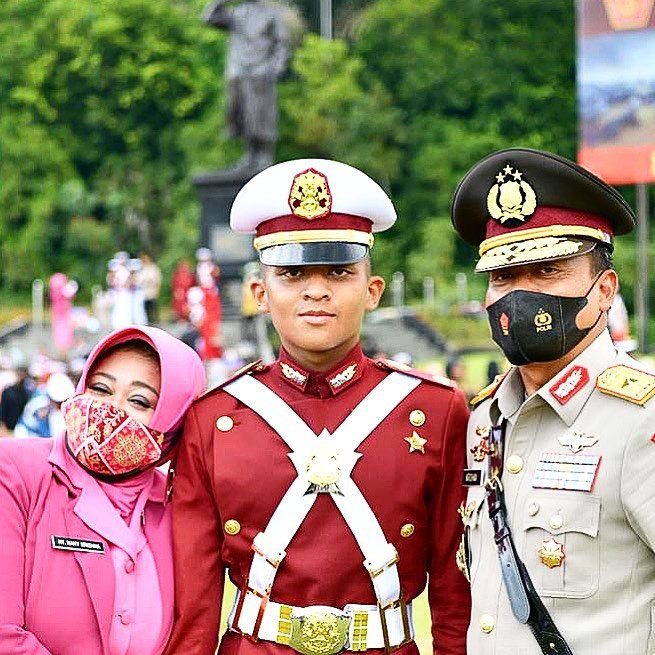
[51,536,105,554]
[532,453,601,492]
[462,468,484,486]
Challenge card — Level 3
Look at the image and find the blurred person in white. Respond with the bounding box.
[138,252,163,325]
[14,373,75,439]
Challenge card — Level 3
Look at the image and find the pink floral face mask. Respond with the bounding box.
[62,395,165,478]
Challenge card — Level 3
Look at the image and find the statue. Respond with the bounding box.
[202,0,291,171]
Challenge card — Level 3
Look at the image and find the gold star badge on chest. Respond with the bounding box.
[404,431,427,454]
[538,538,565,568]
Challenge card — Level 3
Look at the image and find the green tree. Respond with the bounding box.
[0,0,220,289]
[279,35,403,185]
[354,0,578,294]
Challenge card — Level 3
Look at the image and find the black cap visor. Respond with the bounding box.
[259,242,369,266]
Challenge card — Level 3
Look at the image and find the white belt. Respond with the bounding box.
[228,591,414,654]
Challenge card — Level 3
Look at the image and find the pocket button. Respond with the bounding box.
[549,514,564,530]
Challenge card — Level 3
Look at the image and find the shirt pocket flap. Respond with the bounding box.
[523,492,600,538]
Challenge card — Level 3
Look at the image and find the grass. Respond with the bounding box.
[219,580,433,654]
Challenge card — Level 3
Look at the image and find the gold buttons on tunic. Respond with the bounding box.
[549,514,564,530]
[224,519,241,535]
[480,614,495,633]
[400,523,415,538]
[216,416,234,432]
[409,410,426,427]
[528,502,540,516]
[506,454,524,474]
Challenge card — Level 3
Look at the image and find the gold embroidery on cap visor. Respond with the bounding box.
[475,225,612,272]
[253,230,374,252]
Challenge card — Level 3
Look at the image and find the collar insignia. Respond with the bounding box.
[596,364,655,405]
[329,363,357,390]
[280,362,308,388]
[404,431,427,454]
[558,431,598,454]
[549,365,589,405]
[487,164,537,226]
[288,168,332,220]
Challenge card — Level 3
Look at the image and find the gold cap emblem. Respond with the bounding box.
[538,537,565,568]
[288,168,332,220]
[487,165,537,225]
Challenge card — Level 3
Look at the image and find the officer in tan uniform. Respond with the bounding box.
[450,148,655,654]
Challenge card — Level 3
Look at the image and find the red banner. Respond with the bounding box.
[577,0,655,183]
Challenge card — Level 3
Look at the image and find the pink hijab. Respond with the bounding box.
[72,326,206,517]
[76,325,206,436]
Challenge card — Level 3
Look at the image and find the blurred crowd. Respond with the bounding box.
[0,351,77,439]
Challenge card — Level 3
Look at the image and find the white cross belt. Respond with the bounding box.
[223,371,420,642]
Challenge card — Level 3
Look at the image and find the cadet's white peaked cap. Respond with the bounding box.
[230,158,396,266]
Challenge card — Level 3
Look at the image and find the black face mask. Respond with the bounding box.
[486,276,603,366]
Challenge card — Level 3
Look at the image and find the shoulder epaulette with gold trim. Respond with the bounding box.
[375,359,454,389]
[197,359,268,400]
[596,364,655,406]
[470,373,505,408]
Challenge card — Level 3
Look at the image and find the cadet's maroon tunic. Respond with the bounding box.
[165,345,470,655]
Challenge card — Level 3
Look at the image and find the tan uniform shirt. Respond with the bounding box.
[465,330,655,654]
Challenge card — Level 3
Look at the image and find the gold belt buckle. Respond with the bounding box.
[288,609,350,655]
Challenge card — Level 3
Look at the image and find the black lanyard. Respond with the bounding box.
[484,420,574,655]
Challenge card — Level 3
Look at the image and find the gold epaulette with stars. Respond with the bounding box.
[375,359,454,389]
[470,373,506,408]
[197,359,269,400]
[596,364,655,406]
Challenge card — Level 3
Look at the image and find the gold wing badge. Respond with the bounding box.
[487,165,537,225]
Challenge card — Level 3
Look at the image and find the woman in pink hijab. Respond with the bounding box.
[0,326,206,655]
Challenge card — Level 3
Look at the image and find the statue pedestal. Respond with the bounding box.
[193,168,256,315]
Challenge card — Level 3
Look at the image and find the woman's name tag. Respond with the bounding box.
[51,536,105,554]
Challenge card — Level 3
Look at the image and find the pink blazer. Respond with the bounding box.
[0,437,174,655]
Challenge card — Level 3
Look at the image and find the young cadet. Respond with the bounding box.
[164,159,470,655]
[451,148,655,654]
